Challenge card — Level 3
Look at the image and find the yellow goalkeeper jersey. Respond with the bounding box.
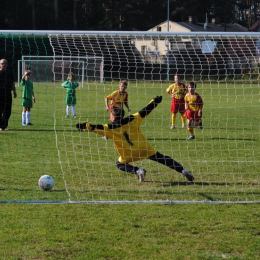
[86,101,159,163]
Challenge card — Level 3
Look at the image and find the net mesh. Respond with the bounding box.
[0,32,259,203]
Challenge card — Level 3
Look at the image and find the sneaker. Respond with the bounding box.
[22,123,26,126]
[0,128,3,131]
[73,115,77,118]
[170,125,175,129]
[182,170,194,182]
[188,135,195,140]
[182,125,187,129]
[26,123,33,126]
[136,168,146,182]
[4,127,8,131]
[65,115,69,118]
[102,136,109,140]
[199,121,203,129]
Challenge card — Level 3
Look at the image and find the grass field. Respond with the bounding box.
[1,80,259,203]
[0,80,259,259]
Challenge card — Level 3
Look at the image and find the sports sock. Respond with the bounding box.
[22,112,26,124]
[180,112,186,126]
[171,113,176,126]
[66,105,70,116]
[72,105,76,116]
[188,127,194,136]
[26,111,30,124]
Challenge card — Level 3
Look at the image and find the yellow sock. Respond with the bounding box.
[188,127,194,136]
[180,113,186,126]
[171,113,176,126]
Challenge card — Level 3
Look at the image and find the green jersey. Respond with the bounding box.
[62,80,79,105]
[21,80,33,100]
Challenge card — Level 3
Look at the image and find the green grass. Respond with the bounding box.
[0,204,260,260]
[1,80,259,202]
[0,80,259,259]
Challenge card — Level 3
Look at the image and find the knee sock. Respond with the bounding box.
[72,106,76,116]
[66,105,70,116]
[26,111,30,124]
[22,112,26,124]
[180,113,186,126]
[171,113,176,126]
[188,127,194,136]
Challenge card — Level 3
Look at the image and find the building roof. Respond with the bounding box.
[149,19,248,33]
[176,21,248,32]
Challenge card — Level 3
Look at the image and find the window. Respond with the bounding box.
[157,27,161,31]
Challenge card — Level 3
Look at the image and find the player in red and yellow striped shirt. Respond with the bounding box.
[105,80,131,121]
[166,75,187,129]
[184,82,204,140]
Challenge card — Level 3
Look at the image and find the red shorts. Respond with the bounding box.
[185,109,202,122]
[171,98,185,113]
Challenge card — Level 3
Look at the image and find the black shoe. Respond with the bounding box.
[199,121,203,129]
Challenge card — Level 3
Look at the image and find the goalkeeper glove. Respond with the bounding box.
[153,96,163,104]
[76,123,86,131]
[76,123,93,131]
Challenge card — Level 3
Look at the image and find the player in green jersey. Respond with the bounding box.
[21,70,35,126]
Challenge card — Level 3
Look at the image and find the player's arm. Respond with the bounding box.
[76,122,104,131]
[105,97,110,111]
[61,81,69,88]
[123,95,131,112]
[139,96,162,118]
[197,95,203,116]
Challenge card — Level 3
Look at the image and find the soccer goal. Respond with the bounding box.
[0,31,259,204]
[19,55,104,83]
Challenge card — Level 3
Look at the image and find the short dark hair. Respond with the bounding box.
[189,81,196,89]
[120,80,127,87]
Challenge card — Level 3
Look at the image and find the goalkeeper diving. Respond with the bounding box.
[76,96,194,182]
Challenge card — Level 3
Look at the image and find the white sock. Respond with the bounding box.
[66,105,70,116]
[22,112,26,124]
[72,106,76,116]
[26,111,30,124]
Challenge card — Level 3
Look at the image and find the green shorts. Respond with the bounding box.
[22,98,33,108]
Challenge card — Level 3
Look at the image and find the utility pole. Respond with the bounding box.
[166,0,170,81]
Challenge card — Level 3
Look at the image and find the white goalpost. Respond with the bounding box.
[0,30,259,204]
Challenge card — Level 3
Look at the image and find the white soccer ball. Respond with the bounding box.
[38,175,54,191]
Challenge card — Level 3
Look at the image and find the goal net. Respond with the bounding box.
[0,31,259,204]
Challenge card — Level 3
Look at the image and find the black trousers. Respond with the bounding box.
[0,95,12,129]
[116,151,184,174]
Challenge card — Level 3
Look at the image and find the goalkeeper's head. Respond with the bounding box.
[111,106,125,122]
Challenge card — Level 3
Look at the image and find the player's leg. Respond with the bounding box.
[179,99,186,128]
[180,112,186,128]
[187,119,195,140]
[22,106,26,126]
[171,113,176,129]
[66,105,70,117]
[170,98,177,129]
[116,160,146,182]
[72,105,76,118]
[148,152,194,181]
